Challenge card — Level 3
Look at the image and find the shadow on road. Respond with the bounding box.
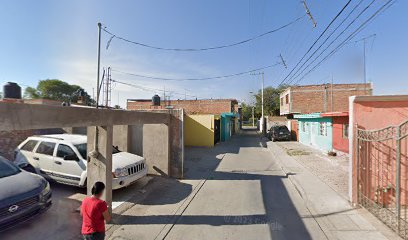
[110,128,313,239]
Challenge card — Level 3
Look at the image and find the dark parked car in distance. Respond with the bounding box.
[267,125,291,142]
[0,156,52,231]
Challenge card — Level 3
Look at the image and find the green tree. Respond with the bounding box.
[240,102,254,121]
[24,79,95,105]
[254,85,289,117]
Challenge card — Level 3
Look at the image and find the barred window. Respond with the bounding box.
[319,122,327,136]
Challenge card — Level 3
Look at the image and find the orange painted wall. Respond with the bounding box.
[332,116,349,153]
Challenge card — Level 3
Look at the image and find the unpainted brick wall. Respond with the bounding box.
[281,83,372,114]
[127,99,237,115]
[0,129,64,160]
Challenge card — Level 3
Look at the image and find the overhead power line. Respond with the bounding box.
[278,0,353,87]
[101,15,305,51]
[111,62,282,81]
[291,0,395,85]
[111,79,199,99]
[286,0,376,85]
[285,0,369,85]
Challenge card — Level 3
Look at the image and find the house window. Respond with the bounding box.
[319,122,327,136]
[285,94,289,104]
[280,97,283,106]
[301,122,306,132]
[343,124,349,138]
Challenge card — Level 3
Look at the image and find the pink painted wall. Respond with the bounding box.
[351,98,408,204]
[333,116,349,153]
[353,101,408,129]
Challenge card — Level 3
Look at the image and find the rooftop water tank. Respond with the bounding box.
[3,82,22,99]
[152,94,160,106]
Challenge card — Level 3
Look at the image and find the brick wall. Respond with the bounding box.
[0,128,64,160]
[127,99,237,115]
[280,83,372,115]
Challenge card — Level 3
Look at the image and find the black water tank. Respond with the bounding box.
[3,82,22,99]
[152,94,161,106]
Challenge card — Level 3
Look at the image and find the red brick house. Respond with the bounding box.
[280,83,373,116]
[127,98,238,115]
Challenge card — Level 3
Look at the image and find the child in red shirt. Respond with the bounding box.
[81,182,111,240]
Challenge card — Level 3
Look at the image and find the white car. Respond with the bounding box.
[14,134,147,190]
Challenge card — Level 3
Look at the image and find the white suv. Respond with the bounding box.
[14,134,147,190]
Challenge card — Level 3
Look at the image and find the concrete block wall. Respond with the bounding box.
[113,109,184,178]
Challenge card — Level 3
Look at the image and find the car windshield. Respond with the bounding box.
[0,157,21,178]
[74,144,120,159]
[276,126,289,132]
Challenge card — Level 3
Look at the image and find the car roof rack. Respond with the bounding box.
[32,135,64,140]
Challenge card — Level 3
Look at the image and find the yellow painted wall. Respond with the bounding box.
[184,114,217,147]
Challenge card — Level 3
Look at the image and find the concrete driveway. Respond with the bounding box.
[1,182,84,240]
[2,177,152,240]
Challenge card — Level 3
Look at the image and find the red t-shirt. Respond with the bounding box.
[81,197,108,234]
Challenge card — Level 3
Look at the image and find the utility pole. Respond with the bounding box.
[261,72,264,133]
[90,22,102,163]
[250,72,265,134]
[105,67,109,107]
[302,0,317,28]
[252,106,255,127]
[96,23,102,108]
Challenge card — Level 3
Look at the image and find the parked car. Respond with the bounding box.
[14,134,147,190]
[267,125,291,142]
[0,156,52,231]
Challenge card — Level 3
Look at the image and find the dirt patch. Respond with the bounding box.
[286,149,311,156]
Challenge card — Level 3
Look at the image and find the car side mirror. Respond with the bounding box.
[64,154,79,161]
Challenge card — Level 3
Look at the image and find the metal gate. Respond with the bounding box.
[357,120,408,238]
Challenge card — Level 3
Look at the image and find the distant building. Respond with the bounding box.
[280,83,372,116]
[294,111,349,153]
[127,98,240,146]
[23,98,63,106]
[127,98,238,115]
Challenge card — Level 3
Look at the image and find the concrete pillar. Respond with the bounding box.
[143,124,170,176]
[113,125,130,152]
[87,125,113,211]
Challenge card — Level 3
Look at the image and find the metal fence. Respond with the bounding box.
[357,120,408,238]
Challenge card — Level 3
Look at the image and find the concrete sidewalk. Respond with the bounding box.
[268,141,401,240]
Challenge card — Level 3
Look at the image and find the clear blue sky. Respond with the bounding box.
[0,0,407,107]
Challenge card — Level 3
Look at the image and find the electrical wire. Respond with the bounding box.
[111,79,199,99]
[111,62,281,81]
[278,0,353,87]
[285,0,369,85]
[291,0,395,85]
[101,15,305,51]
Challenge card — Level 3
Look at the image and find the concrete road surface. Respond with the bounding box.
[107,129,399,240]
[5,129,399,240]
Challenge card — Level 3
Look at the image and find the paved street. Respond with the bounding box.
[3,130,400,240]
[107,130,400,240]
